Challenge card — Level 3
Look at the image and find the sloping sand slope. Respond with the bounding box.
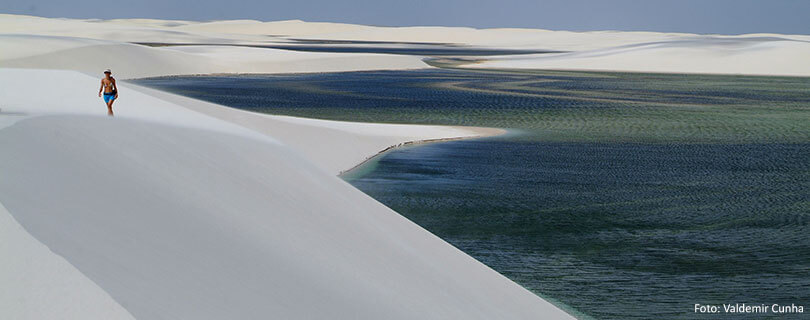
[0,202,135,319]
[0,116,569,319]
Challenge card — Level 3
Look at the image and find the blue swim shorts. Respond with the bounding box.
[103,93,116,103]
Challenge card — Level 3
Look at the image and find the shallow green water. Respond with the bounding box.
[135,70,810,319]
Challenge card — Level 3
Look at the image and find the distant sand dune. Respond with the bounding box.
[471,36,810,76]
[2,13,808,77]
[0,34,428,79]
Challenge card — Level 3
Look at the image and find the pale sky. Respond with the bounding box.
[2,0,808,35]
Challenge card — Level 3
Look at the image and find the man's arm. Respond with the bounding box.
[98,80,103,97]
[112,78,118,98]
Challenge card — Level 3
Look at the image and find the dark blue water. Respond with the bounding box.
[345,140,810,319]
[135,70,810,319]
[133,69,810,143]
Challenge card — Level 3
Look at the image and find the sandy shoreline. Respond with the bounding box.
[124,79,506,174]
[338,127,507,176]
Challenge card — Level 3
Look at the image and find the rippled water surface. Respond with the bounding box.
[346,141,810,319]
[135,70,810,319]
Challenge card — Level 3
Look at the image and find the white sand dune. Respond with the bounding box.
[174,19,368,38]
[0,115,562,319]
[0,68,571,319]
[0,14,242,43]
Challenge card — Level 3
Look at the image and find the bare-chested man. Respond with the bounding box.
[98,69,118,116]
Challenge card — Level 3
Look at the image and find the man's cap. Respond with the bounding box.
[103,69,112,73]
